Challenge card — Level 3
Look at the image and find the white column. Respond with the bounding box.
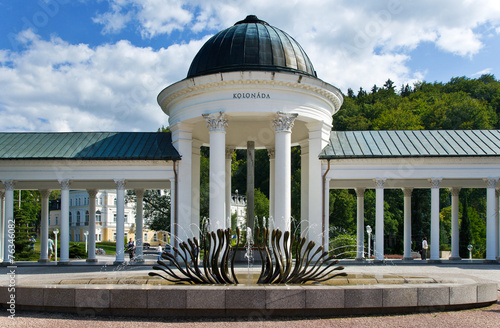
[170,122,194,244]
[59,179,70,263]
[496,189,499,261]
[2,181,14,264]
[430,178,441,261]
[191,140,202,240]
[450,187,461,260]
[267,148,275,231]
[300,141,309,238]
[135,189,144,262]
[323,178,331,250]
[307,122,331,248]
[114,179,125,263]
[485,178,498,261]
[375,179,385,261]
[225,147,234,230]
[203,112,228,231]
[273,112,297,232]
[38,189,50,262]
[355,188,366,260]
[402,188,413,260]
[87,189,97,262]
[0,190,4,262]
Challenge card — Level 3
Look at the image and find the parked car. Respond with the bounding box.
[143,243,150,249]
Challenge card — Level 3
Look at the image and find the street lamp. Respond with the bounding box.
[84,230,89,253]
[366,225,372,259]
[53,228,59,264]
[467,244,473,260]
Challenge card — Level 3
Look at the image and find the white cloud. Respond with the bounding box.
[472,68,492,76]
[0,32,207,132]
[91,0,500,91]
[435,28,483,57]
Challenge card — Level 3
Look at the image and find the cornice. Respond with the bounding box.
[158,73,343,113]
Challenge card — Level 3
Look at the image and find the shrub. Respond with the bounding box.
[329,234,357,259]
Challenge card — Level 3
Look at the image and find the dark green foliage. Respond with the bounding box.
[126,190,170,232]
[13,190,40,260]
[329,234,357,259]
[459,190,473,258]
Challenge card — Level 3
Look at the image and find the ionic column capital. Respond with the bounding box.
[87,189,98,198]
[114,179,126,190]
[58,179,70,190]
[273,112,298,133]
[374,178,386,189]
[135,189,145,198]
[484,177,499,189]
[429,178,442,189]
[355,188,366,197]
[402,187,413,197]
[39,189,51,199]
[2,180,15,191]
[267,147,275,159]
[225,147,235,159]
[449,187,461,197]
[203,112,228,132]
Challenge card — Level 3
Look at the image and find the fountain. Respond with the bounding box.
[149,227,346,284]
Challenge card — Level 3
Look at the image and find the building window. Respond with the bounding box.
[55,216,58,225]
[69,212,73,226]
[96,211,101,222]
[163,234,167,242]
[85,211,89,225]
[113,232,116,241]
[76,211,81,226]
[124,214,128,222]
[153,233,157,242]
[144,233,148,242]
[113,214,116,222]
[70,199,73,206]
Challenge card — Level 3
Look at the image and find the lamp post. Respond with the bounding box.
[53,228,59,264]
[467,244,473,260]
[366,225,372,259]
[84,230,89,253]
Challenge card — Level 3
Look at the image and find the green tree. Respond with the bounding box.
[127,190,170,232]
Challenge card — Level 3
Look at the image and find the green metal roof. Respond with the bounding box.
[0,132,181,160]
[319,130,500,159]
[187,15,316,78]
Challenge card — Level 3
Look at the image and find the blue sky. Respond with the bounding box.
[1,0,500,132]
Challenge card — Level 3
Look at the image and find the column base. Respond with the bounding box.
[355,257,365,261]
[38,259,50,263]
[448,257,462,260]
[133,258,145,263]
[57,261,71,265]
[1,261,14,266]
[402,257,413,261]
[86,258,99,263]
[483,259,497,264]
[427,259,442,264]
[113,261,125,265]
[373,259,385,264]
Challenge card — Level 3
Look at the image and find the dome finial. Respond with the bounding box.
[234,15,268,25]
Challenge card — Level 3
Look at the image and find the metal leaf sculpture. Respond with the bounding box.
[150,227,346,284]
[149,228,240,284]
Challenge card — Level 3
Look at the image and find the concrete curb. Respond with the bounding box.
[1,282,497,318]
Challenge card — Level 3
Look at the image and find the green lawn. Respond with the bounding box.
[28,239,117,260]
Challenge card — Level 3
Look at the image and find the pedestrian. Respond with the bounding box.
[158,242,163,261]
[126,238,135,261]
[48,237,55,260]
[421,237,428,260]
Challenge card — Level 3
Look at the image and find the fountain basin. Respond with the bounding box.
[1,274,496,317]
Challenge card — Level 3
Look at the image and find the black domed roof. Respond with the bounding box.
[187,15,317,78]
